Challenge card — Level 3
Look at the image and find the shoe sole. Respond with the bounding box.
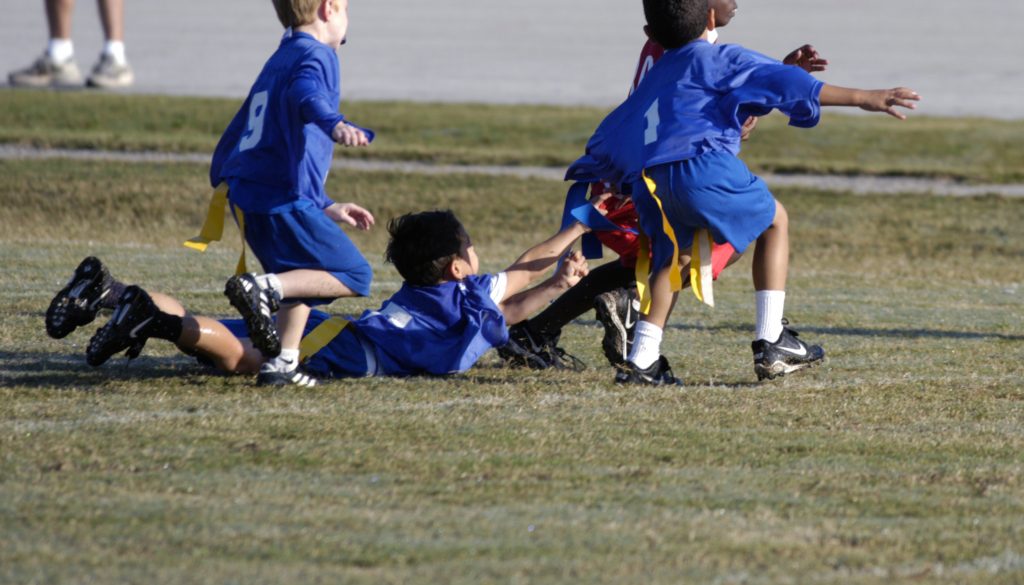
[754,356,825,381]
[224,277,281,358]
[46,256,109,339]
[594,294,628,368]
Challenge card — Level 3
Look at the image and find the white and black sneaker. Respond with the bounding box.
[85,285,156,366]
[751,322,825,381]
[594,288,639,369]
[614,356,683,386]
[46,256,114,339]
[224,273,281,358]
[256,364,318,387]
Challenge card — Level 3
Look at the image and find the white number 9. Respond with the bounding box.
[239,90,268,152]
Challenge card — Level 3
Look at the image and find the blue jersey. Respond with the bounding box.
[210,31,372,212]
[352,274,509,377]
[567,40,823,186]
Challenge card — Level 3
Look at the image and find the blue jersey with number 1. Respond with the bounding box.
[210,31,373,213]
[567,39,823,185]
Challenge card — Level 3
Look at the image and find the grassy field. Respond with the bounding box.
[3,90,1024,182]
[1,138,1023,584]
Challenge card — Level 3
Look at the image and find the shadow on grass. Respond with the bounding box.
[0,350,212,388]
[579,320,1024,342]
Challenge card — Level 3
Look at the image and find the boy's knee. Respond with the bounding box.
[772,200,789,228]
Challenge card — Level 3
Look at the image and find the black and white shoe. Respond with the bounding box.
[224,273,280,358]
[256,365,318,387]
[594,288,639,369]
[614,356,682,386]
[496,323,585,371]
[751,322,825,381]
[46,256,114,339]
[85,285,156,366]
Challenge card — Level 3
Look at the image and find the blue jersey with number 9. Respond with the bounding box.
[210,31,373,212]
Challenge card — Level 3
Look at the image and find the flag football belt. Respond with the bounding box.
[638,170,714,310]
[298,316,351,363]
[183,182,249,275]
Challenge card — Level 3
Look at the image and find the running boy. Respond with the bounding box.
[501,0,826,371]
[569,0,919,384]
[209,0,375,386]
[57,211,589,382]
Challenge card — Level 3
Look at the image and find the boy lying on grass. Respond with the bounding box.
[45,210,589,383]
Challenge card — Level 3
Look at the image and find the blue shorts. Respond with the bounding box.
[634,151,775,272]
[231,199,372,304]
[220,310,372,378]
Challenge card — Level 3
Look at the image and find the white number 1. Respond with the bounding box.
[239,90,268,152]
[643,99,660,145]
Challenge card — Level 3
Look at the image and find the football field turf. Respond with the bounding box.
[1,95,1023,584]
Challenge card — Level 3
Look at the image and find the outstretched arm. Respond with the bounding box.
[499,250,589,325]
[499,222,588,301]
[819,85,921,119]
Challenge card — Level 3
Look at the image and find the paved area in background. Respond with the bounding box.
[5,146,1022,198]
[1,0,1022,118]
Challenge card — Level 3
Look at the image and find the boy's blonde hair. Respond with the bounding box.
[272,0,321,29]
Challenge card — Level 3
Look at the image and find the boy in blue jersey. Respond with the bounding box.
[210,0,375,386]
[569,0,920,385]
[58,211,590,383]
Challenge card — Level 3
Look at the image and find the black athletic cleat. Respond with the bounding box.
[46,256,113,339]
[614,355,683,386]
[224,273,280,358]
[85,285,156,366]
[496,323,585,371]
[594,287,639,369]
[256,365,318,387]
[751,322,825,381]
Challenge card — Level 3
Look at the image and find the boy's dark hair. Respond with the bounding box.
[642,0,708,49]
[385,210,471,286]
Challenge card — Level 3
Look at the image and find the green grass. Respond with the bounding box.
[3,89,1024,182]
[2,157,1023,583]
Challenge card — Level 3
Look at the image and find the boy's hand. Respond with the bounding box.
[783,44,828,73]
[555,251,589,289]
[325,202,375,230]
[860,88,921,120]
[332,122,371,147]
[740,115,759,141]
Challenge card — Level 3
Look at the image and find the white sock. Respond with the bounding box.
[755,290,786,342]
[47,38,74,63]
[102,40,127,64]
[264,348,300,372]
[627,321,663,369]
[255,273,284,303]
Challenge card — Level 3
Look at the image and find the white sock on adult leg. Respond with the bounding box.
[102,40,126,64]
[755,290,786,342]
[47,38,74,62]
[627,321,663,369]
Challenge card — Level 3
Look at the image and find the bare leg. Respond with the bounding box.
[150,291,263,374]
[96,0,123,41]
[639,264,681,329]
[46,0,75,39]
[752,199,789,291]
[277,269,357,299]
[276,301,312,354]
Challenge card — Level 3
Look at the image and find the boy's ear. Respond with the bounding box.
[706,8,717,32]
[445,257,465,281]
[642,24,652,40]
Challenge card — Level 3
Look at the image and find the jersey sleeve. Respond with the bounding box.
[719,46,824,128]
[486,272,508,304]
[287,60,347,139]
